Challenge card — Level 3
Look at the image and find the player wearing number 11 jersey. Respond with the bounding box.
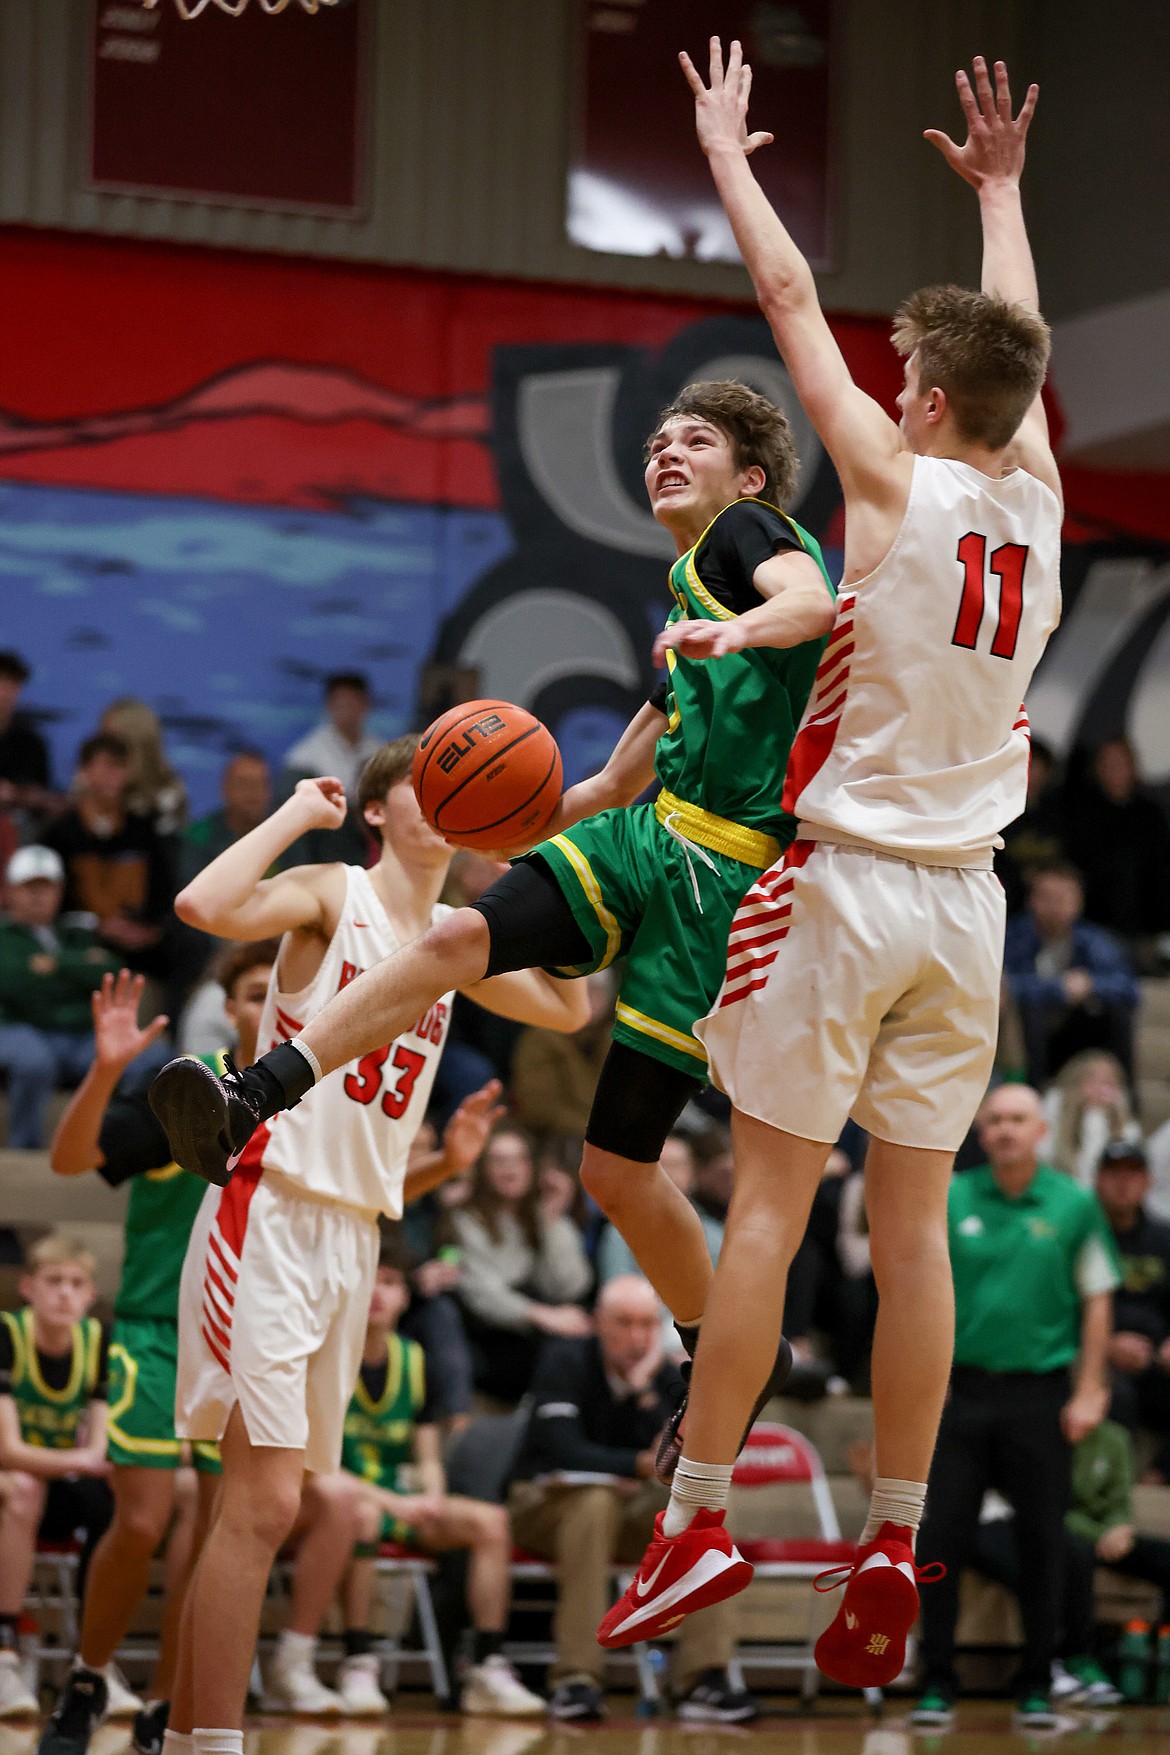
[602,43,1063,1685]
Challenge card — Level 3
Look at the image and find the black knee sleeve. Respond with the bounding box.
[470,857,593,977]
[585,1041,703,1163]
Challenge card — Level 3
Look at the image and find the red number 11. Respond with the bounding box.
[953,533,1028,660]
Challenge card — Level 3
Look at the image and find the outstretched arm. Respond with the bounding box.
[925,56,1059,498]
[175,777,346,941]
[50,971,169,1176]
[681,37,904,498]
[655,547,834,661]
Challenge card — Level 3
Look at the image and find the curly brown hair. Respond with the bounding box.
[649,379,799,507]
[892,286,1051,451]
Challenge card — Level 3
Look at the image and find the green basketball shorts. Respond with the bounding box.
[529,793,781,1078]
[107,1317,221,1474]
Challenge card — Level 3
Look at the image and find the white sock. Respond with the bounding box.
[277,1629,315,1662]
[663,1457,734,1538]
[192,1733,243,1755]
[861,1478,928,1546]
[163,1733,193,1755]
[290,1038,322,1084]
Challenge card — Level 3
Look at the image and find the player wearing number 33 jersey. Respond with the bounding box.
[171,740,589,1475]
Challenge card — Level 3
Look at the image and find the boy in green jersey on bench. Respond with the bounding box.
[154,379,837,1469]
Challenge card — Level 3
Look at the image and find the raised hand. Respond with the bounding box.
[292,775,349,831]
[679,35,774,161]
[924,55,1038,190]
[92,969,169,1073]
[654,619,745,664]
[442,1078,506,1175]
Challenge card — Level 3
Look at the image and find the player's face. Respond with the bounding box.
[224,966,273,1067]
[645,417,754,533]
[373,779,451,868]
[22,1263,95,1330]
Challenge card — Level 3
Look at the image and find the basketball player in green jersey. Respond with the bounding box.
[37,959,265,1755]
[151,379,837,1466]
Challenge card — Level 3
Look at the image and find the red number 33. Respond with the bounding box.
[344,1045,427,1119]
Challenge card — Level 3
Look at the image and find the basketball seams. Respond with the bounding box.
[447,746,562,838]
[428,723,542,827]
[414,699,512,794]
[413,697,562,849]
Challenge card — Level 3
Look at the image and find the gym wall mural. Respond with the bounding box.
[0,227,1167,814]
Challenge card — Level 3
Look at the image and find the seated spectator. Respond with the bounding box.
[1095,1140,1170,1479]
[258,1473,368,1715]
[179,749,276,888]
[689,1127,734,1264]
[1004,863,1139,1087]
[511,973,614,1138]
[0,846,118,1147]
[283,672,380,801]
[785,1146,851,1383]
[452,1126,593,1405]
[1063,738,1170,960]
[1044,1050,1141,1188]
[337,1244,543,1717]
[0,650,55,830]
[42,735,173,972]
[508,1275,756,1724]
[0,1237,114,1718]
[98,698,188,838]
[996,736,1067,914]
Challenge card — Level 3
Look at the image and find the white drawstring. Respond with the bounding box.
[661,810,719,913]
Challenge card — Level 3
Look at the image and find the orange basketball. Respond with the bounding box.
[412,699,563,853]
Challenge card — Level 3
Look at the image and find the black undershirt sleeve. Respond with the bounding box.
[96,1094,175,1187]
[694,499,802,617]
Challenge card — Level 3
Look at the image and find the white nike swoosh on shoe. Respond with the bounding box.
[609,1546,745,1638]
[845,1611,858,1629]
[636,1554,670,1597]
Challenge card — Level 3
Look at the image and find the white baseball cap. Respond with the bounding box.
[6,845,65,886]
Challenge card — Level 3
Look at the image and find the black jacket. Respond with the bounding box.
[1112,1208,1170,1346]
[510,1336,684,1483]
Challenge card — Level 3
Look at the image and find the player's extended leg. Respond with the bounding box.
[863,1138,955,1483]
[582,1141,714,1320]
[598,1111,826,1650]
[75,1468,176,1677]
[172,1407,304,1733]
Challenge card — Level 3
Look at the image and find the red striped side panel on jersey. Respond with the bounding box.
[201,1124,268,1374]
[781,590,856,819]
[719,840,815,1009]
[272,1006,303,1046]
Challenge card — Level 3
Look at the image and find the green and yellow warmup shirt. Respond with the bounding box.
[949,1165,1121,1375]
[0,1308,107,1448]
[97,1050,228,1321]
[652,497,834,854]
[341,1332,435,1492]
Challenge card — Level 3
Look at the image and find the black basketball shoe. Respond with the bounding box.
[37,1668,108,1755]
[148,1052,286,1187]
[131,1700,170,1755]
[655,1332,794,1484]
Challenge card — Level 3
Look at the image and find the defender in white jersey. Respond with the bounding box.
[604,46,1078,1685]
[152,737,587,1740]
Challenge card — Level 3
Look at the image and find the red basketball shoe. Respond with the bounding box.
[813,1523,944,1688]
[597,1510,753,1649]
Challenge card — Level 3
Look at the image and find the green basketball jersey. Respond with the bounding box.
[0,1308,103,1449]
[655,498,834,843]
[115,1050,227,1323]
[341,1333,427,1493]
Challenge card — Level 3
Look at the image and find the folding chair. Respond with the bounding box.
[731,1422,880,1707]
[507,1547,663,1708]
[25,1539,81,1690]
[371,1541,450,1701]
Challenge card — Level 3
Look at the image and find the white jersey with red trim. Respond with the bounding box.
[255,865,454,1219]
[782,455,1062,865]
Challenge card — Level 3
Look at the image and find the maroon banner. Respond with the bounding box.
[90,0,368,214]
[569,0,834,267]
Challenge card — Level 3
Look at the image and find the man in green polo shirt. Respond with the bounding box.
[913,1084,1119,1731]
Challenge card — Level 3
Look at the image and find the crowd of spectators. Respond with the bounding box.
[3,649,1170,1711]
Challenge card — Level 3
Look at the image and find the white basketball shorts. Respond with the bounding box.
[694,839,1005,1152]
[176,1161,378,1474]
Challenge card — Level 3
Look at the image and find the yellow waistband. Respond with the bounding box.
[654,789,780,871]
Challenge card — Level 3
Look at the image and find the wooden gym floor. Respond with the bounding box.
[4,1704,1170,1755]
